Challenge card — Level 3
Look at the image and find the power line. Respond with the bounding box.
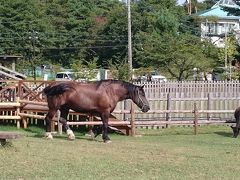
[2,44,131,50]
[0,32,129,39]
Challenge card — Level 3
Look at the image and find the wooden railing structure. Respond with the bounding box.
[0,80,239,135]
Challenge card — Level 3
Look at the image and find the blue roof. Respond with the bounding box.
[198,6,240,19]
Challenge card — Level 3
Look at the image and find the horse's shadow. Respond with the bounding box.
[54,135,102,142]
[23,128,104,142]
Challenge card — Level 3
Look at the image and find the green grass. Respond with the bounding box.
[0,125,239,180]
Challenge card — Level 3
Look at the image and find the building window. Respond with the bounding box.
[218,23,225,34]
[208,23,217,34]
[228,23,236,32]
[214,23,237,35]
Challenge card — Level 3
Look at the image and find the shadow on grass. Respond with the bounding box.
[23,130,104,143]
[23,128,44,138]
[214,131,232,137]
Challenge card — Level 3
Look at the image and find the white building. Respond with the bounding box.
[197,0,240,47]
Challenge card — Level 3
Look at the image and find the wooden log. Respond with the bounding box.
[0,102,20,108]
[133,110,193,114]
[18,113,45,120]
[198,110,235,113]
[0,116,21,120]
[134,120,230,125]
[19,100,48,106]
[113,110,131,114]
[67,121,130,126]
[0,132,21,146]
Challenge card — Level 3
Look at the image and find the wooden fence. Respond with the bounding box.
[0,80,239,131]
[114,81,240,124]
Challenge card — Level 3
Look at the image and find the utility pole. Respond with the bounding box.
[224,24,232,80]
[224,26,228,69]
[187,0,192,15]
[29,30,38,80]
[127,0,132,81]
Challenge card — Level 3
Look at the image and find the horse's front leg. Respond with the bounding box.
[101,112,111,143]
[59,117,75,140]
[59,107,75,140]
[45,109,57,139]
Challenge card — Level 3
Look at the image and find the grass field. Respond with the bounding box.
[0,125,240,180]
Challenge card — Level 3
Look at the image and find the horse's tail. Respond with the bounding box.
[43,83,73,97]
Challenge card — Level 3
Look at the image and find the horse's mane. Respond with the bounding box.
[43,82,75,96]
[96,79,137,92]
[44,80,137,97]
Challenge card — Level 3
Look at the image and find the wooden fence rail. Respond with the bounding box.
[0,100,236,135]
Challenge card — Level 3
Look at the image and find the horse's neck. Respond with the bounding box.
[116,87,129,102]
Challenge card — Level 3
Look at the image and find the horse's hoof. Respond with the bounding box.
[104,140,112,144]
[67,130,75,140]
[45,132,53,140]
[68,136,75,141]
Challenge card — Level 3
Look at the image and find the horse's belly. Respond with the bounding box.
[67,104,99,114]
[66,95,112,114]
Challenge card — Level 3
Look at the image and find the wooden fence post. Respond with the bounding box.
[193,102,199,135]
[23,117,28,129]
[17,80,23,99]
[166,93,171,128]
[130,101,136,136]
[16,97,20,129]
[123,100,127,121]
[57,110,62,135]
[207,93,211,122]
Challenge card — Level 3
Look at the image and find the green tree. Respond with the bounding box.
[218,34,239,67]
[136,32,217,80]
[71,58,98,81]
[108,59,129,81]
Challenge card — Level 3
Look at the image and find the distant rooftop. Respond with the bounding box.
[0,55,22,62]
[197,0,240,19]
[212,0,240,9]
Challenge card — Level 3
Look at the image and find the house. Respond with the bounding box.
[197,0,240,48]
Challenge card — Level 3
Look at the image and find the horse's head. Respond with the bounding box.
[132,85,150,113]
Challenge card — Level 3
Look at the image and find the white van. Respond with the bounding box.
[140,71,167,82]
[55,72,74,81]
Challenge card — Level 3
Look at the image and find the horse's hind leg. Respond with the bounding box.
[101,112,111,143]
[233,115,240,138]
[45,109,57,139]
[59,107,75,140]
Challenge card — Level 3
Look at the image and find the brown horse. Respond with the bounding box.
[231,107,240,138]
[43,79,150,143]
